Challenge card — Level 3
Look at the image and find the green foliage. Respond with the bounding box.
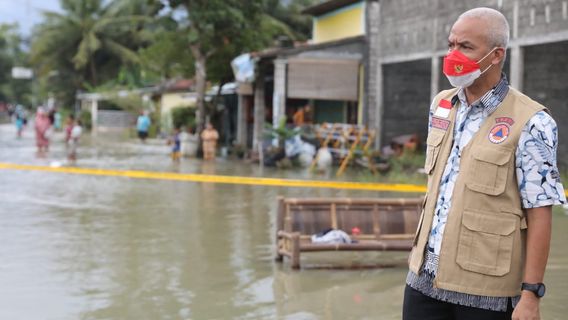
[30,0,156,107]
[80,109,92,130]
[263,0,318,41]
[171,106,196,130]
[352,150,428,185]
[264,116,300,147]
[389,149,426,174]
[0,24,32,105]
[138,29,195,80]
[107,92,144,112]
[24,0,322,116]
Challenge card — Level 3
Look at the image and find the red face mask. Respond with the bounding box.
[443,48,497,88]
[443,50,480,76]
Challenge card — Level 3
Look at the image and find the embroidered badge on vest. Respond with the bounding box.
[432,117,450,130]
[434,99,452,118]
[495,117,515,126]
[488,124,510,144]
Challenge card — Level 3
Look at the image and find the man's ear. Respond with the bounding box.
[492,47,506,65]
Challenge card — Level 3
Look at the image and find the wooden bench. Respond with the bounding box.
[275,196,423,268]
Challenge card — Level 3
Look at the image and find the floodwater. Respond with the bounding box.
[0,123,567,320]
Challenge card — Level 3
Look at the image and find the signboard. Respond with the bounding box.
[11,67,34,79]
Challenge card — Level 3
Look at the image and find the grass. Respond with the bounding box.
[352,150,428,185]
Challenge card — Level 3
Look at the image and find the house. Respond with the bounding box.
[152,78,197,135]
[235,0,380,152]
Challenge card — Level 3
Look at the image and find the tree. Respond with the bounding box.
[262,0,317,42]
[30,0,156,107]
[0,23,32,105]
[160,0,265,134]
[138,27,195,81]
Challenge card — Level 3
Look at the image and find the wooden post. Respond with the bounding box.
[337,128,364,176]
[275,196,285,262]
[290,232,301,269]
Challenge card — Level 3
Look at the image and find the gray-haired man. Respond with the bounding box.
[403,7,565,320]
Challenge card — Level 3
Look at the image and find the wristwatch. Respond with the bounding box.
[521,282,546,298]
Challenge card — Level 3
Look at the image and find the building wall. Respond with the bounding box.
[382,59,431,146]
[313,1,365,43]
[365,1,381,132]
[523,40,568,164]
[161,92,197,112]
[159,92,197,133]
[378,0,568,60]
[97,110,136,129]
[373,0,568,163]
[514,0,568,39]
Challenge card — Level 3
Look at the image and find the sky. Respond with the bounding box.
[0,0,62,37]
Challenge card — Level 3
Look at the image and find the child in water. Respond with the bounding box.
[168,128,181,162]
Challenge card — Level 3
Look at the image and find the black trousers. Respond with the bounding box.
[402,285,513,320]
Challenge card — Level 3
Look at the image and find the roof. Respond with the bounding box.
[254,35,365,60]
[302,0,363,16]
[164,78,195,92]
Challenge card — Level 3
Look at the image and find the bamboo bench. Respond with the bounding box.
[275,196,423,268]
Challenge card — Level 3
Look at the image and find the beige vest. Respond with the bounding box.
[408,87,546,297]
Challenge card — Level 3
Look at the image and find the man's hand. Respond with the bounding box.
[512,291,540,320]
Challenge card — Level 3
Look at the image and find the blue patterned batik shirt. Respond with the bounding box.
[406,75,566,311]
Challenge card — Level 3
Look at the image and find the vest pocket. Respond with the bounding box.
[456,210,516,276]
[424,131,445,174]
[465,147,511,196]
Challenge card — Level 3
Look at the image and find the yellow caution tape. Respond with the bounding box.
[3,162,567,197]
[0,162,427,193]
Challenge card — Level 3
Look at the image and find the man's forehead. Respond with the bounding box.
[448,17,487,45]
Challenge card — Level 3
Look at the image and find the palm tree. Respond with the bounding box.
[31,0,151,89]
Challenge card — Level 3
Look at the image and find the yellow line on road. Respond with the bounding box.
[0,162,427,193]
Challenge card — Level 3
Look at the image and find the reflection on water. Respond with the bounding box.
[0,125,567,319]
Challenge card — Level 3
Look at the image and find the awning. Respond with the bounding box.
[287,58,359,101]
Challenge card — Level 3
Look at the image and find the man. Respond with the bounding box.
[293,104,311,127]
[136,111,151,143]
[403,7,565,320]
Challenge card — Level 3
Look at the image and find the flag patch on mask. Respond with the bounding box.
[432,117,450,130]
[488,124,510,144]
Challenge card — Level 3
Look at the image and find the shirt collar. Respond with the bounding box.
[456,73,510,116]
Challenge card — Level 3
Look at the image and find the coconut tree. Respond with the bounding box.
[30,0,152,93]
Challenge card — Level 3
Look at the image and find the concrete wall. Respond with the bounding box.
[373,0,568,162]
[366,1,381,139]
[97,110,136,129]
[523,40,568,164]
[381,59,431,146]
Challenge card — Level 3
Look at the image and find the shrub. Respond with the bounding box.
[79,110,92,130]
[171,106,196,130]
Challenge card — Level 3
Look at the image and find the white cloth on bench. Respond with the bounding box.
[311,229,352,244]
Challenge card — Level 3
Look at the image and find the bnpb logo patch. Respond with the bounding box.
[488,124,510,144]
